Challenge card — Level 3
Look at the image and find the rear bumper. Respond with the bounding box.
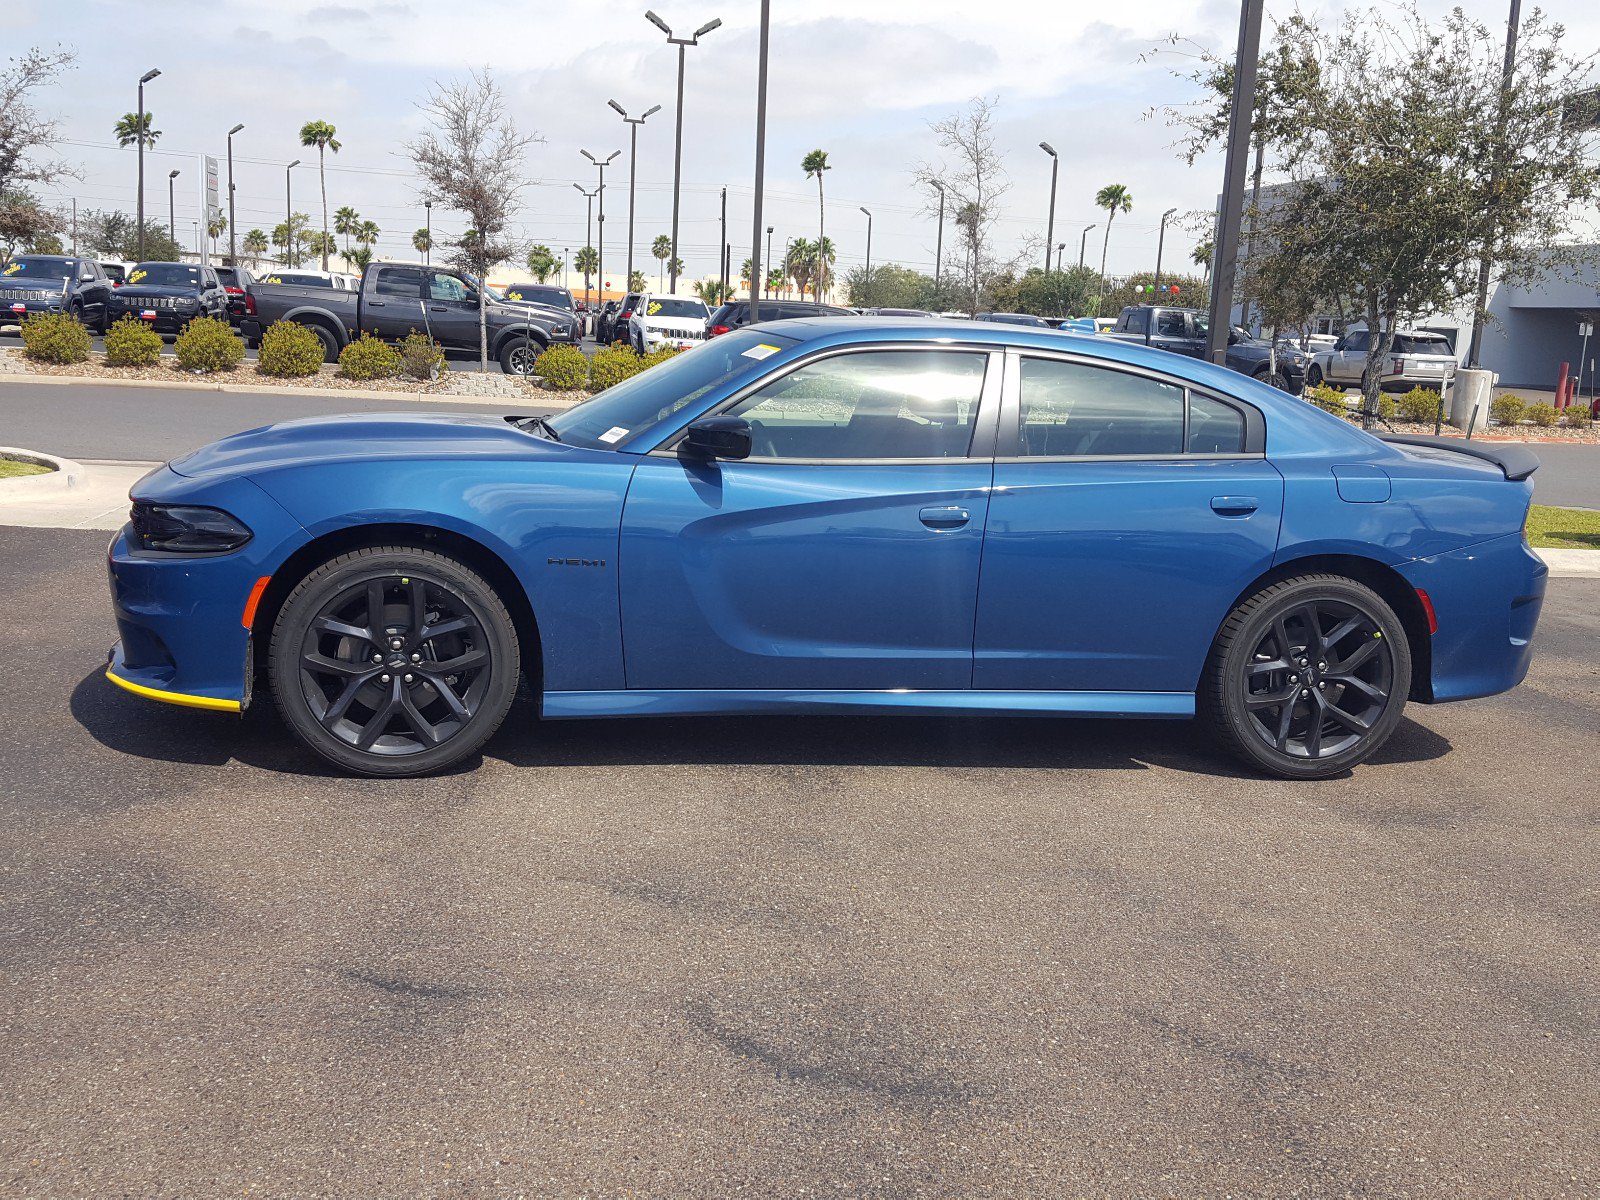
[1399,531,1547,703]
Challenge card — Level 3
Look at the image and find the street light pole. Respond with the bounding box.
[167,169,179,252]
[765,226,774,298]
[860,207,873,306]
[608,99,660,293]
[933,181,945,295]
[748,0,771,322]
[582,149,620,306]
[574,182,600,314]
[423,199,432,265]
[285,159,299,268]
[1206,0,1265,366]
[1056,242,1066,272]
[1039,142,1059,272]
[226,123,243,265]
[135,68,161,262]
[646,10,721,294]
[1153,207,1178,300]
[1079,223,1097,269]
[719,186,728,299]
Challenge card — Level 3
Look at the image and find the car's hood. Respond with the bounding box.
[638,314,705,331]
[169,411,572,479]
[488,301,560,325]
[0,277,72,293]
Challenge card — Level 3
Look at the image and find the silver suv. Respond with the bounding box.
[1307,329,1457,392]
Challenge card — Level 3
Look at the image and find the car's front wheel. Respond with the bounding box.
[1201,575,1411,779]
[268,546,520,777]
[499,337,542,375]
[1305,363,1324,388]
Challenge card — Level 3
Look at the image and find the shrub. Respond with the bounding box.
[640,345,683,370]
[173,316,245,373]
[338,331,401,381]
[588,344,644,392]
[257,320,326,377]
[532,344,588,390]
[1564,405,1592,428]
[1525,402,1558,427]
[1305,384,1351,416]
[103,315,164,367]
[1396,386,1442,424]
[1490,395,1526,426]
[18,311,91,364]
[397,330,447,381]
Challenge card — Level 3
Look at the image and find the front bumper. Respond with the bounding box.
[108,303,201,335]
[1399,530,1547,703]
[2,297,67,322]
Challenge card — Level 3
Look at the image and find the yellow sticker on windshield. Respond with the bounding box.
[129,269,148,284]
[648,301,663,315]
[2,263,20,276]
[264,276,281,284]
[507,291,522,300]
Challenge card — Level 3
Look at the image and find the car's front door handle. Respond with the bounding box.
[919,505,971,530]
[1210,495,1259,516]
[367,300,386,307]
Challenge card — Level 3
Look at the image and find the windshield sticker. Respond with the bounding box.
[507,291,522,300]
[647,301,663,316]
[2,263,20,276]
[129,269,148,284]
[742,343,781,360]
[598,426,630,444]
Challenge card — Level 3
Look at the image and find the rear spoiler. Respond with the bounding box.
[1379,434,1539,481]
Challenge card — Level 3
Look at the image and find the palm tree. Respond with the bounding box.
[113,111,160,148]
[1094,183,1132,282]
[207,213,227,257]
[629,269,646,292]
[298,119,341,271]
[787,237,815,300]
[350,219,379,270]
[242,229,269,269]
[765,268,785,297]
[574,245,599,306]
[801,150,831,303]
[412,227,432,258]
[651,234,672,291]
[334,206,360,255]
[692,277,731,305]
[526,244,556,282]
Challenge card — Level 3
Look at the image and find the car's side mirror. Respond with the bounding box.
[1331,338,1345,351]
[683,416,752,460]
[1227,329,1240,345]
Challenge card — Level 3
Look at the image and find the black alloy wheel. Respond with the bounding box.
[1306,363,1324,388]
[1203,575,1411,779]
[269,546,519,776]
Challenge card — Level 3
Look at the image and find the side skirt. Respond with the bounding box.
[540,689,1195,721]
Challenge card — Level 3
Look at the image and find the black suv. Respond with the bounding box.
[706,298,855,336]
[109,262,230,335]
[0,255,115,332]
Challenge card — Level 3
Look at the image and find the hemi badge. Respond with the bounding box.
[548,557,606,568]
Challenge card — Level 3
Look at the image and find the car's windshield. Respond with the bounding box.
[547,328,798,451]
[641,297,708,319]
[2,256,76,282]
[502,284,572,309]
[129,263,202,288]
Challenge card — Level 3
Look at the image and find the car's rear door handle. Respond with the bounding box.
[919,505,971,530]
[1210,495,1259,516]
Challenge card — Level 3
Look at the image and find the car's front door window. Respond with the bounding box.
[429,273,473,303]
[725,349,989,460]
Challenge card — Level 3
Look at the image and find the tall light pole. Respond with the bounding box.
[748,0,771,322]
[719,186,728,299]
[765,226,774,297]
[135,68,161,262]
[608,99,660,292]
[423,199,432,265]
[860,207,873,307]
[933,180,946,296]
[226,123,243,265]
[167,169,180,251]
[284,159,300,268]
[1056,242,1066,272]
[1079,223,1097,268]
[645,10,721,293]
[1152,207,1178,300]
[1039,141,1059,272]
[582,149,619,305]
[574,182,600,312]
[1206,0,1265,366]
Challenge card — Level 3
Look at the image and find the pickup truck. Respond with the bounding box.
[240,261,577,372]
[1104,305,1307,392]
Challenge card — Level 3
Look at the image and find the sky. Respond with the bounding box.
[17,0,1600,289]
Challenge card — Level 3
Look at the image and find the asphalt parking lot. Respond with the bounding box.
[3,523,1596,1195]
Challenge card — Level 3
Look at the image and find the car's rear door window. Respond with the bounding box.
[374,268,424,299]
[1187,393,1247,454]
[1016,358,1185,456]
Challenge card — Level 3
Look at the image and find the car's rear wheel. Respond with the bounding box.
[1305,363,1324,388]
[268,546,520,777]
[1201,575,1411,779]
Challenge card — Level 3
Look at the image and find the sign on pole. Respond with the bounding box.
[200,154,220,264]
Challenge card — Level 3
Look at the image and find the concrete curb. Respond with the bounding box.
[0,447,84,494]
[1536,547,1600,579]
[0,370,577,409]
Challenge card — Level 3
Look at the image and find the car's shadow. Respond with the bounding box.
[69,669,1453,782]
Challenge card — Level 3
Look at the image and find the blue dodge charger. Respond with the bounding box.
[105,318,1546,779]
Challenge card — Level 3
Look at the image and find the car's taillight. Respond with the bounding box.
[709,324,731,337]
[1391,357,1405,373]
[244,293,257,315]
[224,285,244,295]
[112,280,122,288]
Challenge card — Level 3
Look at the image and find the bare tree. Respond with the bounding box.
[404,69,542,371]
[913,96,1010,315]
[0,47,78,263]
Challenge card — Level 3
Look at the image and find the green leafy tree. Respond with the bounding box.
[113,111,159,149]
[347,245,374,271]
[629,269,646,292]
[76,208,179,262]
[1094,183,1132,281]
[802,149,831,300]
[0,192,62,262]
[651,233,672,290]
[765,267,786,296]
[242,228,269,269]
[298,119,341,271]
[207,212,226,256]
[1094,270,1209,318]
[844,262,941,309]
[692,277,732,305]
[271,212,313,263]
[27,231,64,255]
[1014,265,1108,316]
[526,243,557,282]
[411,226,432,258]
[574,244,599,304]
[334,205,360,254]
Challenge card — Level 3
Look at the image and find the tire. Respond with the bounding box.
[268,545,521,777]
[1305,364,1324,388]
[306,322,340,363]
[1254,366,1290,392]
[1200,574,1411,779]
[499,336,543,376]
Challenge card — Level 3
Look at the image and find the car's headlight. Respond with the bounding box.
[129,502,253,553]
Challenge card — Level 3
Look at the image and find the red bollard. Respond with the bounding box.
[1555,361,1570,409]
